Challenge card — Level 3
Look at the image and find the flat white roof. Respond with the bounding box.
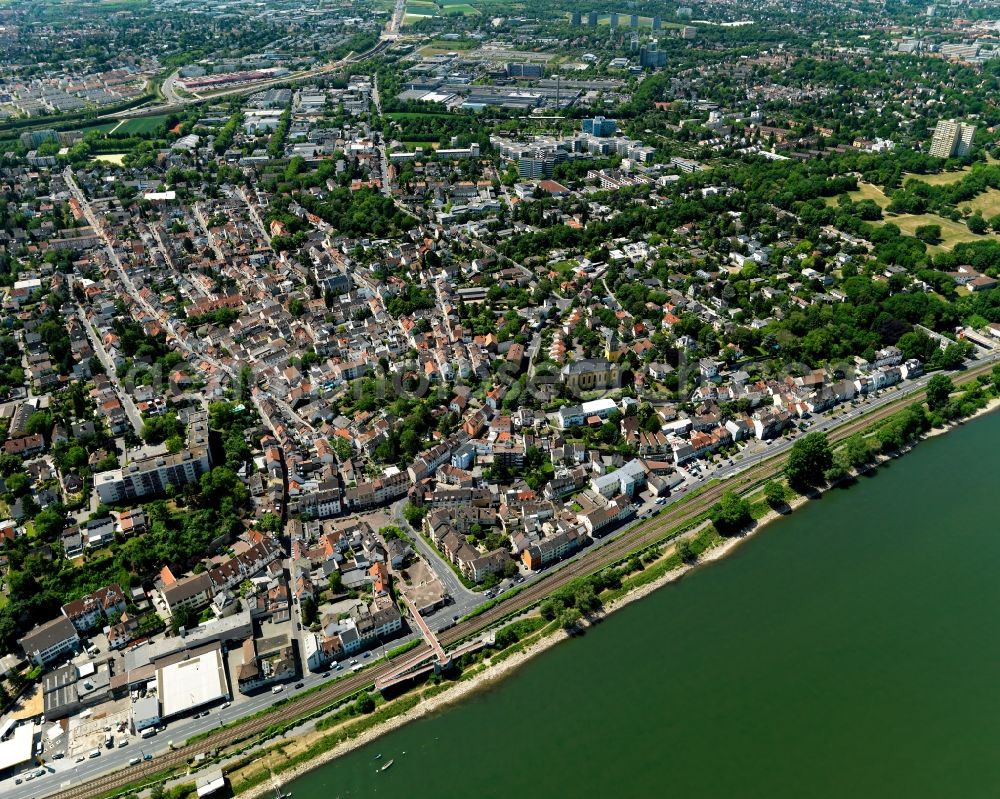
[0,723,34,771]
[580,398,617,414]
[156,647,228,719]
[197,769,226,797]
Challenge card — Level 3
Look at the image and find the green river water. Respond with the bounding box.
[290,411,1000,798]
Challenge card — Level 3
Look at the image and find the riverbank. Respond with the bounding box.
[225,394,1000,798]
[232,627,573,799]
[925,395,1000,439]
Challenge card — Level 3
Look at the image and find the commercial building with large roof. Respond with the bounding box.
[0,720,34,774]
[156,643,229,719]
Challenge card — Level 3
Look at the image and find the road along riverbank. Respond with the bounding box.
[226,395,1000,798]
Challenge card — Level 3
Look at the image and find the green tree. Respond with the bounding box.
[711,490,752,533]
[402,502,427,528]
[967,214,988,235]
[301,595,319,626]
[676,538,696,563]
[914,224,942,245]
[840,434,873,469]
[785,432,833,490]
[171,607,197,634]
[354,691,376,714]
[328,571,343,594]
[24,410,53,437]
[257,513,283,534]
[3,472,29,497]
[559,607,582,633]
[34,507,67,540]
[926,373,954,411]
[764,480,786,508]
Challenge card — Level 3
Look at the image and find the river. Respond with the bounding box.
[290,411,1000,798]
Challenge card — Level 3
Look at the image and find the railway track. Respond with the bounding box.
[43,359,996,799]
[440,359,999,643]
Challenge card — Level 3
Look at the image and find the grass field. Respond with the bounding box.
[960,188,1000,218]
[440,3,479,14]
[827,182,997,252]
[93,153,126,165]
[81,120,121,134]
[884,213,986,251]
[111,114,169,135]
[405,0,478,18]
[824,181,891,209]
[903,168,969,186]
[401,141,441,148]
[849,182,891,208]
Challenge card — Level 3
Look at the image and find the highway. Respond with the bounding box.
[120,32,399,123]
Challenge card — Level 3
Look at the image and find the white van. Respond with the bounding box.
[89,749,101,759]
[129,757,141,766]
[271,685,284,695]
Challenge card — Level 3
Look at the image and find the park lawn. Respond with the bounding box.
[881,211,990,251]
[112,114,170,135]
[828,181,996,251]
[903,167,969,186]
[960,188,1000,218]
[826,182,891,209]
[848,182,891,208]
